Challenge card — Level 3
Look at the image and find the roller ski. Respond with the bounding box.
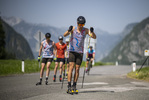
[36,78,42,86]
[72,85,78,94]
[66,86,73,95]
[36,81,42,86]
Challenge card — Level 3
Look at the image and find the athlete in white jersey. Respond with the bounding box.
[64,16,96,94]
[36,33,56,85]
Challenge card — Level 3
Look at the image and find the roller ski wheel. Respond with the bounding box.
[72,89,78,94]
[36,81,42,86]
[72,86,78,94]
[66,88,73,95]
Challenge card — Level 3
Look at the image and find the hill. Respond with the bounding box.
[1,18,34,59]
[102,17,149,65]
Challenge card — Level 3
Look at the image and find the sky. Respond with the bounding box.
[0,0,149,34]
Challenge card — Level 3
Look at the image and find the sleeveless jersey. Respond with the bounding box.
[69,27,86,53]
[55,42,66,58]
[42,40,54,58]
[87,49,95,58]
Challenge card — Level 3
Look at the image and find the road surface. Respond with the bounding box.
[0,65,149,100]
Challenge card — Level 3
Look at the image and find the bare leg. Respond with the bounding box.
[66,63,69,73]
[54,62,58,75]
[68,62,75,82]
[46,62,51,77]
[62,63,65,74]
[59,62,63,75]
[40,63,45,78]
[73,64,80,82]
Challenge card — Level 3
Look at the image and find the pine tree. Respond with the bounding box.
[0,17,6,59]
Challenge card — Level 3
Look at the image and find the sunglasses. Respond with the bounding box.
[78,24,85,27]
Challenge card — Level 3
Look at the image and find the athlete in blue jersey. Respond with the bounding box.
[36,33,56,85]
[86,46,95,72]
[64,16,96,94]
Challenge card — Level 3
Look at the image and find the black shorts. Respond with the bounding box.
[69,51,83,65]
[42,58,53,64]
[86,57,93,61]
[55,58,65,63]
[64,58,69,64]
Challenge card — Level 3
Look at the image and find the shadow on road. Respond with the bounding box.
[79,90,115,93]
[87,74,103,76]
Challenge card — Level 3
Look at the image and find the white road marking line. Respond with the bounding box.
[131,82,149,86]
[79,86,149,92]
[77,82,108,85]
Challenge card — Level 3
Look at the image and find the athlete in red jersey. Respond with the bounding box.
[53,35,66,82]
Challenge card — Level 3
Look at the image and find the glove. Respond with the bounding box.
[54,57,57,61]
[90,27,94,33]
[68,26,73,32]
[86,58,90,61]
[38,56,41,62]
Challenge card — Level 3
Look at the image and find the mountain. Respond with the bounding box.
[95,23,137,61]
[102,17,149,65]
[2,16,66,59]
[1,18,34,59]
[2,16,136,61]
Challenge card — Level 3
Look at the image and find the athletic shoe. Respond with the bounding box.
[86,68,88,73]
[53,75,56,82]
[59,75,62,82]
[45,80,48,85]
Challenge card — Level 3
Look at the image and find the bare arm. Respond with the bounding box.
[39,42,43,56]
[86,28,96,39]
[63,26,74,37]
[53,42,57,57]
[93,53,95,60]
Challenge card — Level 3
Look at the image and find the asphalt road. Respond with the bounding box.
[0,65,149,100]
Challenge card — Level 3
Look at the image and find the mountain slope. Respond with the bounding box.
[1,19,34,59]
[102,17,149,64]
[2,16,66,58]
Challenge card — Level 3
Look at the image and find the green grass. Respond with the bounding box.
[0,60,55,76]
[127,66,149,82]
[0,60,109,76]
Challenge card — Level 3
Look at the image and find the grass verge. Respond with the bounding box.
[127,66,149,82]
[0,60,109,76]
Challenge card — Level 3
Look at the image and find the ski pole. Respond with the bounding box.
[38,56,42,68]
[136,56,149,75]
[61,32,71,89]
[82,34,91,88]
